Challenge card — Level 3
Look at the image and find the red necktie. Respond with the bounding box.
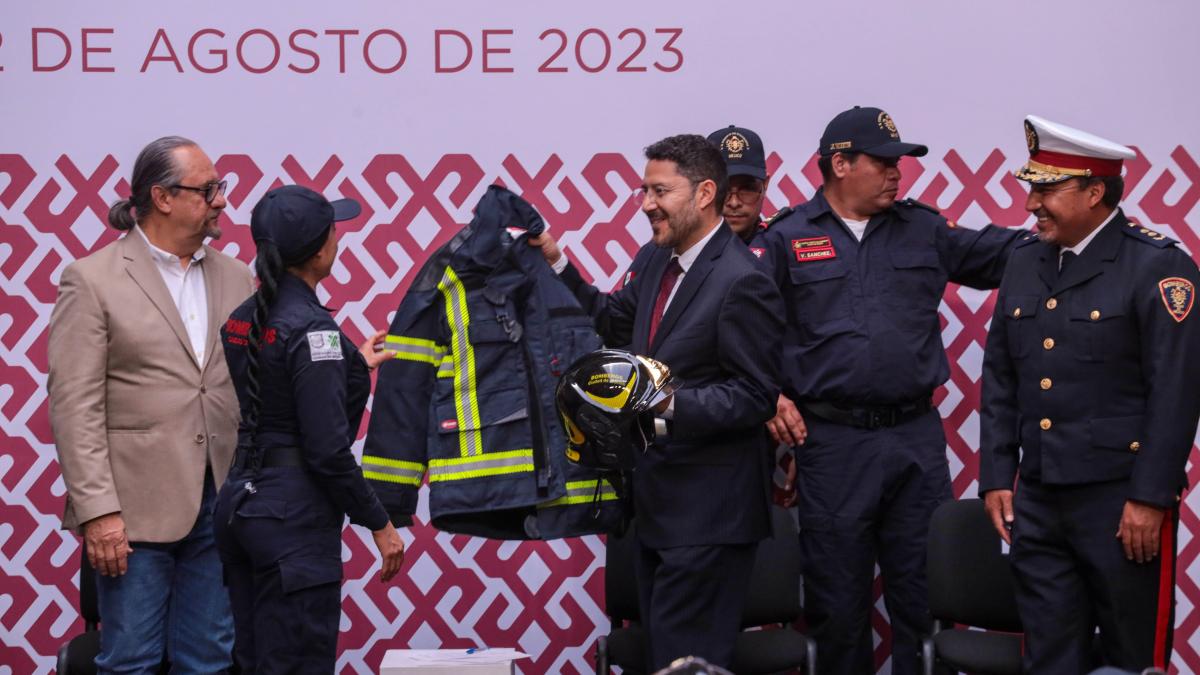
[648,257,683,346]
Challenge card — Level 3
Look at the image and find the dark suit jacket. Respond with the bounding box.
[560,223,784,548]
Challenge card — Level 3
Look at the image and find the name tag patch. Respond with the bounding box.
[307,331,344,361]
[792,237,836,262]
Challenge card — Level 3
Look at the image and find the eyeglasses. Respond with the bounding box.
[726,185,765,202]
[634,181,698,203]
[170,179,228,204]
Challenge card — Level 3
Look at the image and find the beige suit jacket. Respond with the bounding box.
[48,231,254,542]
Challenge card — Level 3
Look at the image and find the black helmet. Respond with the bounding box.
[555,349,679,471]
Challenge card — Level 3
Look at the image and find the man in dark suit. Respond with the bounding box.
[531,134,784,670]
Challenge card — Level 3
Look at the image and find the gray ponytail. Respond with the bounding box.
[107,135,197,230]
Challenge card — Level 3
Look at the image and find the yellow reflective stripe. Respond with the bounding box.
[385,335,446,366]
[427,449,533,482]
[540,479,619,508]
[362,456,425,486]
[437,355,454,379]
[437,267,482,457]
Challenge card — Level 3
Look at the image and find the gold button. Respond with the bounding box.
[1046,298,1058,310]
[1090,310,1100,320]
[1043,337,1055,350]
[1012,307,1022,318]
[1129,441,1140,453]
[1040,418,1052,430]
[1040,378,1052,390]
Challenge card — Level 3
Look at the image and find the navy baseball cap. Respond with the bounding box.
[250,185,360,266]
[707,125,768,179]
[818,106,928,158]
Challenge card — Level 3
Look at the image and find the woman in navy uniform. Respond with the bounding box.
[214,185,404,673]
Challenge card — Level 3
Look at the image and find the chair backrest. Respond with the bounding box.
[740,505,801,627]
[604,522,642,624]
[78,541,100,629]
[603,507,802,628]
[926,498,1022,633]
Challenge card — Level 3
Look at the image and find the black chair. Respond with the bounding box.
[56,542,173,674]
[921,498,1023,675]
[57,543,101,675]
[596,506,817,674]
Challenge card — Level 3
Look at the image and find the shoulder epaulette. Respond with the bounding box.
[761,206,794,230]
[896,198,940,214]
[1015,231,1041,248]
[1121,221,1177,248]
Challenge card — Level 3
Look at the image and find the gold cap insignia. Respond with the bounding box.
[721,132,750,159]
[1025,119,1039,154]
[878,112,899,139]
[1159,277,1195,323]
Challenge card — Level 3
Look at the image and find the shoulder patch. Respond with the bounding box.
[896,198,940,214]
[763,206,794,229]
[307,330,344,361]
[1122,221,1177,248]
[1159,277,1195,322]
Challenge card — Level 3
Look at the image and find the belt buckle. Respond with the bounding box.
[864,408,893,430]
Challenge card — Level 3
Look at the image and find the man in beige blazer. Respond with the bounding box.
[48,136,254,673]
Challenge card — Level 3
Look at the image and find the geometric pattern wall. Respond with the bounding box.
[1,147,1198,674]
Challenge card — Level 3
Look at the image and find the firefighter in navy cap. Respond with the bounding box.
[212,185,406,673]
[979,116,1200,673]
[751,106,1024,674]
[707,125,777,244]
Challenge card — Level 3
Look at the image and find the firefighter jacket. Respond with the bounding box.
[363,186,623,539]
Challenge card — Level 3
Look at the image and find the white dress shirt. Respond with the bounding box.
[134,226,209,365]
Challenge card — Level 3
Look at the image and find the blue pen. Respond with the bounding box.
[466,647,489,654]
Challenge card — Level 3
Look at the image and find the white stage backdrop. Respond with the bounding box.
[2,2,1199,673]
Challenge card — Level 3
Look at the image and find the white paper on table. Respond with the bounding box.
[382,648,529,666]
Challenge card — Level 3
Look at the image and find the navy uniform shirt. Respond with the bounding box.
[979,211,1200,507]
[222,273,388,530]
[752,187,1022,405]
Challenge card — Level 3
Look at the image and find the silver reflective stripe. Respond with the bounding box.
[427,449,534,482]
[362,456,425,486]
[437,268,483,457]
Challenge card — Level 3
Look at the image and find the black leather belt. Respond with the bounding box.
[232,446,305,471]
[801,397,933,430]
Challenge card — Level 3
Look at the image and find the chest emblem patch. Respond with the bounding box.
[1158,277,1195,323]
[791,237,836,262]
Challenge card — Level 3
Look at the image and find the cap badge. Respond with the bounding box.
[1159,277,1194,322]
[1025,119,1040,154]
[721,132,750,159]
[878,112,899,139]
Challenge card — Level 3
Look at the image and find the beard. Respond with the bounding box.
[203,214,223,240]
[648,201,701,251]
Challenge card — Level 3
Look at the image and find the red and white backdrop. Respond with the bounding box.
[1,2,1198,673]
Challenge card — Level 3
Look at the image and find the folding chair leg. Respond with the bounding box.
[595,635,609,675]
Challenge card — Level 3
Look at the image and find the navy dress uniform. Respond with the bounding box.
[213,187,393,673]
[752,107,1023,675]
[980,116,1200,673]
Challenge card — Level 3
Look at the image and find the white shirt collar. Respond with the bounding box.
[672,221,723,273]
[134,225,206,265]
[1062,208,1117,259]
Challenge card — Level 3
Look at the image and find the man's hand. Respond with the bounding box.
[983,489,1014,546]
[84,512,132,577]
[527,232,563,267]
[358,329,396,370]
[372,523,406,582]
[766,394,808,447]
[1116,500,1166,564]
